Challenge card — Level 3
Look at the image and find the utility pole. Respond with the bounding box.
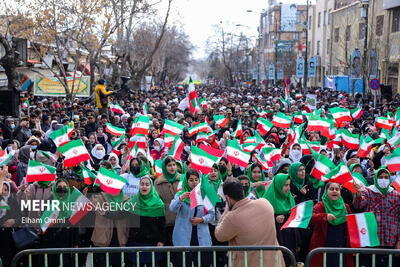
[304,0,309,90]
[361,0,369,98]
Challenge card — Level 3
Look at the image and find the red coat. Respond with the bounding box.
[309,202,354,267]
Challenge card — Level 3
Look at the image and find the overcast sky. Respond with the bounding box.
[166,0,309,59]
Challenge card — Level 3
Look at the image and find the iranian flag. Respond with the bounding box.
[168,135,184,161]
[69,187,93,225]
[257,117,273,135]
[226,139,250,168]
[375,117,393,130]
[189,178,221,213]
[281,201,314,230]
[262,147,282,167]
[231,119,243,138]
[392,175,400,192]
[293,112,304,124]
[198,98,207,108]
[188,77,201,114]
[330,107,352,122]
[307,116,331,133]
[105,123,125,137]
[163,119,185,136]
[0,150,13,166]
[253,106,266,118]
[341,129,360,149]
[81,164,96,185]
[50,125,73,147]
[142,103,148,115]
[272,112,291,128]
[95,166,127,195]
[154,160,162,179]
[39,150,58,163]
[190,145,219,174]
[384,147,400,173]
[346,212,380,248]
[254,154,270,170]
[357,135,375,158]
[323,163,353,185]
[112,133,125,149]
[128,134,146,149]
[130,115,150,136]
[387,131,400,148]
[57,139,91,168]
[40,205,59,234]
[164,133,175,148]
[26,160,56,183]
[311,154,336,181]
[351,106,364,120]
[188,122,209,136]
[213,115,229,128]
[110,103,126,114]
[199,143,224,158]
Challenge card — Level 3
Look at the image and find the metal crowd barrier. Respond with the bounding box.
[305,247,400,267]
[11,245,296,267]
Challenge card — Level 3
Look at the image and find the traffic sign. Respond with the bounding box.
[369,78,380,90]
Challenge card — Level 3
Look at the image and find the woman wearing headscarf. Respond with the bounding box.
[90,144,106,170]
[16,145,31,185]
[309,182,353,267]
[263,173,297,266]
[248,163,267,199]
[109,153,122,175]
[353,166,400,266]
[154,156,182,249]
[288,162,316,204]
[288,143,302,163]
[150,138,165,160]
[122,157,149,198]
[126,176,166,266]
[170,168,214,267]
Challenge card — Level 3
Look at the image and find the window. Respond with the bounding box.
[346,25,351,41]
[327,39,330,54]
[317,41,320,55]
[324,11,328,25]
[359,23,365,40]
[334,28,339,42]
[318,12,321,27]
[328,9,332,25]
[376,15,384,36]
[309,16,312,29]
[392,7,400,32]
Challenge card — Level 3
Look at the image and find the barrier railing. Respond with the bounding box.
[11,245,296,267]
[305,247,400,267]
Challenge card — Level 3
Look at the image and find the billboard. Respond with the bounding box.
[368,49,378,79]
[276,41,294,63]
[34,74,90,97]
[268,64,275,80]
[308,57,316,78]
[277,68,284,80]
[350,48,362,78]
[280,4,297,32]
[296,57,304,78]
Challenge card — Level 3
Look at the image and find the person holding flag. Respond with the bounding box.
[122,157,149,198]
[170,168,213,267]
[248,163,268,199]
[309,182,353,267]
[353,166,400,266]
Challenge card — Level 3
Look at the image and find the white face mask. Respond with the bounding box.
[93,149,105,159]
[184,146,190,152]
[279,134,286,139]
[377,178,389,189]
[290,149,302,161]
[153,146,161,152]
[120,148,125,154]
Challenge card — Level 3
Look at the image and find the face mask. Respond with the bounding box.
[7,146,13,152]
[120,148,125,154]
[56,187,68,196]
[31,145,37,150]
[93,150,105,159]
[184,146,190,152]
[279,134,285,139]
[242,185,249,193]
[218,165,227,175]
[377,178,390,189]
[131,166,141,175]
[153,146,161,152]
[10,124,15,129]
[30,152,35,159]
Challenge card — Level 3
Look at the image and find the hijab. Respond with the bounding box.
[288,162,305,191]
[175,171,192,205]
[109,153,121,169]
[126,177,165,217]
[322,184,348,225]
[161,157,178,183]
[52,179,71,220]
[91,144,105,160]
[370,166,392,195]
[0,182,10,219]
[263,174,294,214]
[206,166,222,193]
[247,163,266,198]
[18,145,31,164]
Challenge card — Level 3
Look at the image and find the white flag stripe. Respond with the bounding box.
[96,173,126,190]
[287,202,305,228]
[356,213,371,247]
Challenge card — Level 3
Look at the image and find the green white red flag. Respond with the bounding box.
[253,106,267,118]
[190,145,219,174]
[272,112,291,128]
[310,154,336,181]
[392,175,400,192]
[128,134,146,149]
[57,139,91,167]
[262,147,282,167]
[95,166,127,195]
[307,115,331,133]
[142,103,148,115]
[154,160,162,179]
[188,122,210,136]
[384,147,400,173]
[112,133,125,149]
[189,177,221,213]
[351,105,363,120]
[130,115,150,136]
[26,160,56,183]
[168,135,185,161]
[81,164,97,185]
[254,154,270,170]
[330,107,352,122]
[69,187,93,225]
[188,77,201,114]
[293,112,304,124]
[39,150,58,163]
[105,123,125,137]
[231,119,242,138]
[199,143,224,158]
[341,129,360,149]
[323,163,353,185]
[375,117,393,130]
[226,139,250,168]
[281,201,314,230]
[257,117,273,135]
[109,103,126,114]
[346,212,380,248]
[356,135,375,158]
[0,150,13,166]
[213,115,229,128]
[164,133,175,148]
[387,131,400,148]
[40,204,59,234]
[50,125,73,147]
[162,119,185,136]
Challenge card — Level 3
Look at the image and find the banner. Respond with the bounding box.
[296,57,304,78]
[268,64,275,80]
[280,4,297,32]
[277,69,284,80]
[308,57,316,78]
[34,74,90,97]
[368,49,378,79]
[306,94,317,110]
[350,49,362,78]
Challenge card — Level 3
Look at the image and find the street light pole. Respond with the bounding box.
[304,0,309,90]
[362,0,369,98]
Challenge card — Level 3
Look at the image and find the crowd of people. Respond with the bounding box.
[0,80,400,267]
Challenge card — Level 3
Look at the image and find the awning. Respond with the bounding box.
[383,0,400,9]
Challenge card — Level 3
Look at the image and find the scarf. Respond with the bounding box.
[175,172,192,205]
[38,181,51,188]
[161,157,178,183]
[322,186,348,225]
[372,166,391,195]
[126,177,165,217]
[263,174,295,214]
[206,166,222,193]
[52,179,71,220]
[134,160,149,178]
[0,182,10,219]
[288,162,305,191]
[247,163,266,198]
